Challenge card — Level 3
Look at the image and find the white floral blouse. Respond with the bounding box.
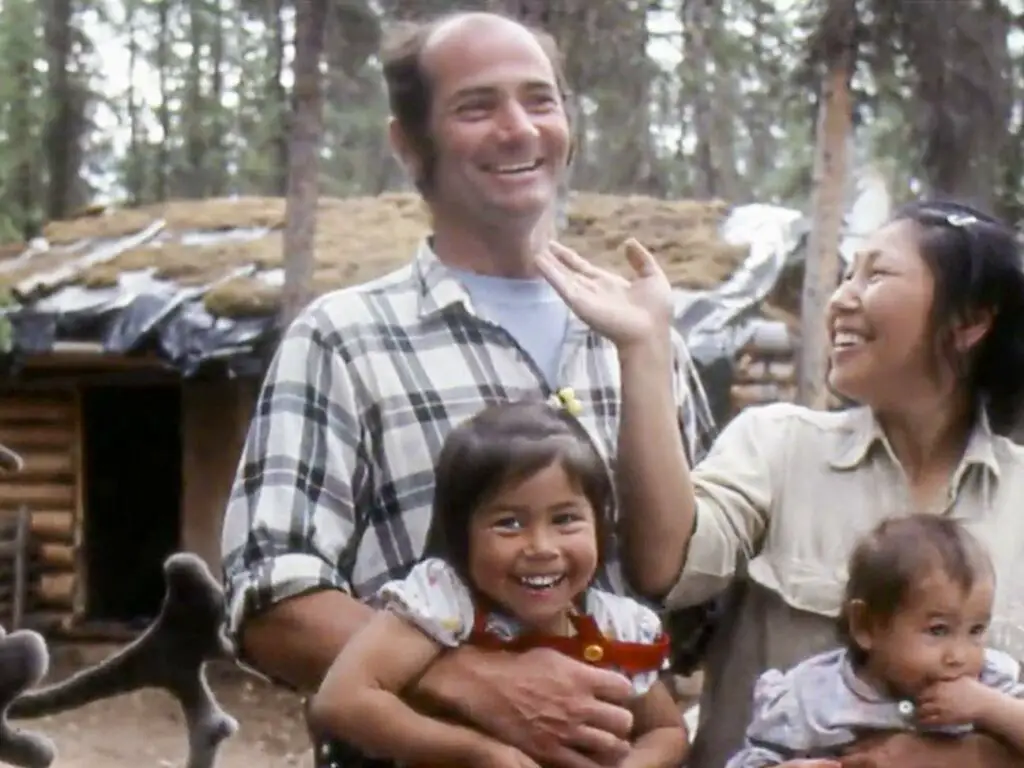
[378,557,670,696]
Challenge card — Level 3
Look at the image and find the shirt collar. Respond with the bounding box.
[828,404,1001,483]
[411,237,589,337]
[413,239,474,320]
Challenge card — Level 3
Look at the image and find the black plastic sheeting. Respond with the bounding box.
[0,203,808,401]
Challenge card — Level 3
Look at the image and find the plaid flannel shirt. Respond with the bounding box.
[220,240,712,766]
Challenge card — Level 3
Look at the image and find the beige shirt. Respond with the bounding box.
[666,402,1024,768]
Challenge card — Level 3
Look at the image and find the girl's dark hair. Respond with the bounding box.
[838,514,993,664]
[379,11,572,195]
[423,399,612,583]
[890,200,1024,433]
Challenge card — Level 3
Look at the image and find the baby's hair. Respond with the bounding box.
[838,514,994,663]
[423,398,613,583]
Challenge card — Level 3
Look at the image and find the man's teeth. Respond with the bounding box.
[834,331,866,348]
[494,160,541,173]
[518,574,564,588]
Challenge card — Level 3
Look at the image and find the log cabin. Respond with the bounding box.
[0,191,773,639]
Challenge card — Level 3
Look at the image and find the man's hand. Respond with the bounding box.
[842,730,1019,768]
[436,647,635,768]
[916,677,994,727]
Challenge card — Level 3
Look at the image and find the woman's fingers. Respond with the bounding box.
[536,249,598,299]
[548,242,630,289]
[623,237,663,279]
[548,241,602,278]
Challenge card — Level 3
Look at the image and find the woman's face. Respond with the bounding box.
[826,219,938,407]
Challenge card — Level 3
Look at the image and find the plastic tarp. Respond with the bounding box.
[0,204,809,390]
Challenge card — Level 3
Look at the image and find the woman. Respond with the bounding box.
[537,201,1024,768]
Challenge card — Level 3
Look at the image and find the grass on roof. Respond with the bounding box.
[1,192,749,319]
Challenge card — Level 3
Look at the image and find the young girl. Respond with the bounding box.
[310,396,688,768]
[726,514,1024,767]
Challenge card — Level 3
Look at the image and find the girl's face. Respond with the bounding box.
[467,460,598,634]
[853,567,993,700]
[826,219,940,410]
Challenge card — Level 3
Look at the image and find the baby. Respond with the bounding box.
[726,514,1024,767]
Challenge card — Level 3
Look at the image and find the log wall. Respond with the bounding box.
[0,388,81,633]
[729,319,797,415]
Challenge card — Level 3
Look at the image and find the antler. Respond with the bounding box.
[8,553,238,768]
[0,629,55,768]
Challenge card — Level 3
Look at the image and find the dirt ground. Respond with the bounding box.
[17,644,705,768]
[15,643,312,768]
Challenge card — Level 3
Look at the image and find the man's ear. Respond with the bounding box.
[388,117,422,182]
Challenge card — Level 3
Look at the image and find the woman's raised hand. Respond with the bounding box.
[536,238,674,350]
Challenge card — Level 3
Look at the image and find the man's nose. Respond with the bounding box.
[497,101,539,140]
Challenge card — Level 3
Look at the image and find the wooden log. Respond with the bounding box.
[0,400,74,424]
[0,483,74,506]
[740,321,795,357]
[731,383,796,412]
[26,509,73,542]
[32,572,74,609]
[37,542,74,570]
[732,370,796,387]
[0,575,75,611]
[15,451,74,478]
[0,424,75,449]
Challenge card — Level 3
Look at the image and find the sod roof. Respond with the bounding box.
[0,192,749,319]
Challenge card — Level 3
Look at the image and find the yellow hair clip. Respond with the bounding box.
[550,386,583,416]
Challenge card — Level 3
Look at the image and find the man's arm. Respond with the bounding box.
[221,304,637,768]
[221,304,370,691]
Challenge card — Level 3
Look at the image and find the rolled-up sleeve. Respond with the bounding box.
[665,405,776,609]
[220,304,364,653]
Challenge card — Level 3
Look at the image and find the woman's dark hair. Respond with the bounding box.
[890,200,1024,433]
[423,399,613,584]
[379,11,572,195]
[837,514,993,664]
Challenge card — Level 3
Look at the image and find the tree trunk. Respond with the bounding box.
[44,0,74,221]
[279,0,329,330]
[798,0,856,409]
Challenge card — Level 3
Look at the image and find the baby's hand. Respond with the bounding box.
[915,676,995,727]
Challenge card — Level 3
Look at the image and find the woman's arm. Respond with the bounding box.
[616,334,699,597]
[971,688,1024,754]
[308,610,503,767]
[916,676,1024,756]
[618,680,688,768]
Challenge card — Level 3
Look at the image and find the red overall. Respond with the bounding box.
[414,605,671,768]
[466,606,670,675]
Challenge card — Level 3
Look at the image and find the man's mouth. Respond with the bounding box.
[485,159,544,175]
[515,573,566,591]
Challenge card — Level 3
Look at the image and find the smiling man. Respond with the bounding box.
[220,11,709,768]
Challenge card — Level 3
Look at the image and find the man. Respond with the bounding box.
[220,11,710,768]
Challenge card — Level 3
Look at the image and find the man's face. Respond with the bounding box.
[417,16,571,230]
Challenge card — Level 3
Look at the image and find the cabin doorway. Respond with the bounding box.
[81,384,182,626]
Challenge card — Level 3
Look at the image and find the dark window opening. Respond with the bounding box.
[81,384,181,625]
